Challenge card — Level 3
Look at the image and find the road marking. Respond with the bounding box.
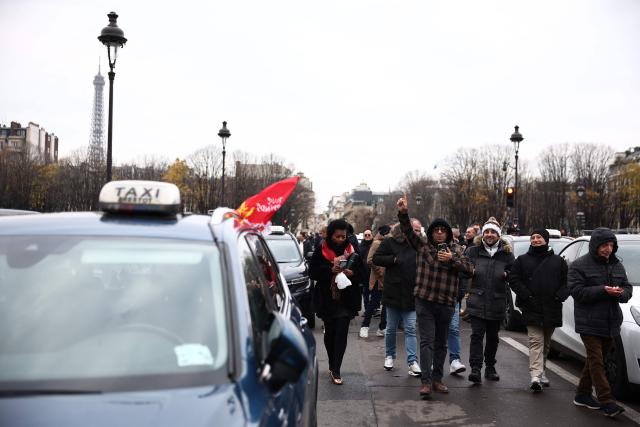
[501,336,640,425]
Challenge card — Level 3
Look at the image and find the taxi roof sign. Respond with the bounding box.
[99,180,181,215]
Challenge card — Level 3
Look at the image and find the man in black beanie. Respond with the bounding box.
[508,228,568,392]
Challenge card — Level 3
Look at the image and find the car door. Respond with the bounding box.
[243,233,302,427]
[552,240,587,356]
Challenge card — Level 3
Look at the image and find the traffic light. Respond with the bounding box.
[506,187,515,208]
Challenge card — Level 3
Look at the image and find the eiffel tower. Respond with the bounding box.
[89,61,105,168]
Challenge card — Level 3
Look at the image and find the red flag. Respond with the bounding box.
[235,176,299,226]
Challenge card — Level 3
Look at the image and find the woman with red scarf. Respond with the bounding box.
[309,219,361,385]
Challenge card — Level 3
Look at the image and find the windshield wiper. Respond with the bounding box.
[0,389,103,397]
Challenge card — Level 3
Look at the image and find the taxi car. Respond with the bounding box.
[551,234,640,398]
[264,226,314,328]
[0,181,318,427]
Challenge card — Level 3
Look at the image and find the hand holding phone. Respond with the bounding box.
[437,243,448,252]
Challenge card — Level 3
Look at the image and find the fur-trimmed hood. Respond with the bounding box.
[472,235,512,254]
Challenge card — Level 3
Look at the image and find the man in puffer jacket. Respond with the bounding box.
[463,217,514,384]
[569,228,632,418]
[508,228,568,392]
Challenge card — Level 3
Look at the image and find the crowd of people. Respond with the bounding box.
[304,196,633,419]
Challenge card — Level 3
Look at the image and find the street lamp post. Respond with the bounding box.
[510,125,524,232]
[218,121,231,207]
[98,11,127,182]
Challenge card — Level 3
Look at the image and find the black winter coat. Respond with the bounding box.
[372,226,416,310]
[463,237,515,320]
[569,228,633,337]
[509,246,569,327]
[309,243,362,320]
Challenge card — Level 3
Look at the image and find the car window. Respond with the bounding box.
[244,234,286,311]
[512,240,529,257]
[549,239,571,254]
[0,236,227,390]
[615,241,640,286]
[265,237,302,263]
[560,241,583,264]
[577,241,590,258]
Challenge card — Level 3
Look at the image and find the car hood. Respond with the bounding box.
[0,385,246,427]
[279,261,307,281]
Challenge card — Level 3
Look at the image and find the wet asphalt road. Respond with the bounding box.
[312,313,640,427]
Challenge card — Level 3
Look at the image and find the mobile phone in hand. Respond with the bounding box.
[437,243,448,252]
[339,259,348,269]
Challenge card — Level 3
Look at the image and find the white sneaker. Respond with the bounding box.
[384,356,394,371]
[540,372,550,387]
[408,361,422,377]
[376,328,386,337]
[359,326,369,338]
[530,377,543,392]
[449,359,466,374]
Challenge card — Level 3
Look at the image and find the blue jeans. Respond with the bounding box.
[385,306,417,365]
[448,302,461,362]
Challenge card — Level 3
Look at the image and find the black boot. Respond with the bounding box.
[468,368,482,384]
[485,366,500,381]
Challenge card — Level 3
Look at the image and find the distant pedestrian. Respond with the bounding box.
[396,196,473,399]
[463,226,477,248]
[508,228,568,392]
[359,229,374,310]
[372,221,421,377]
[309,219,362,385]
[463,216,514,384]
[568,228,632,418]
[361,225,391,338]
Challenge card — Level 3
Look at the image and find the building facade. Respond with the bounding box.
[0,121,58,163]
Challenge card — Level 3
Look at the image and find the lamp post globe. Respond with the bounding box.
[218,121,231,207]
[415,195,423,206]
[98,11,127,182]
[509,125,524,232]
[576,185,586,199]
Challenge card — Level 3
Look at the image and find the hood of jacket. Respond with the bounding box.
[390,223,409,242]
[426,218,453,245]
[472,235,512,254]
[588,227,618,260]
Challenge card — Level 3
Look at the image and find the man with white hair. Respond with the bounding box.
[462,216,515,384]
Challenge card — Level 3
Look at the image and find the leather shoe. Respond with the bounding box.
[419,383,432,398]
[432,381,449,393]
[485,366,500,381]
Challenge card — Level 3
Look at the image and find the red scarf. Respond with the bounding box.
[321,240,354,262]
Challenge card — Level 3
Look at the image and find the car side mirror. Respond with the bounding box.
[259,311,309,392]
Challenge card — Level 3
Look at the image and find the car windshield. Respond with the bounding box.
[616,241,640,286]
[0,236,228,392]
[265,238,302,263]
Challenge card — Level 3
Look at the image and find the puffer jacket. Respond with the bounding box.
[509,246,569,327]
[568,228,633,337]
[463,235,515,320]
[372,224,416,310]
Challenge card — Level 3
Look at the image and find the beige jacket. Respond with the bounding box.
[367,232,386,290]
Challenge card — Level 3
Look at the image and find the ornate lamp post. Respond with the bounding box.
[218,121,231,207]
[576,185,586,234]
[98,11,127,182]
[415,195,423,206]
[510,125,524,231]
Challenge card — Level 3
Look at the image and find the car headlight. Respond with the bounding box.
[631,306,640,327]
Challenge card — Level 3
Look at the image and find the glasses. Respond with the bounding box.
[433,227,447,233]
[364,233,372,237]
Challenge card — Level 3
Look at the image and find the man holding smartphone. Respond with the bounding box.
[396,196,473,399]
[569,228,633,418]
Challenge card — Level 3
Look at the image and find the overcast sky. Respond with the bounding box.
[1,0,639,212]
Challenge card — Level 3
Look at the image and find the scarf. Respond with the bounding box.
[321,240,355,300]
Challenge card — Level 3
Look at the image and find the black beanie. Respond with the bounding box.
[378,225,391,236]
[531,228,550,243]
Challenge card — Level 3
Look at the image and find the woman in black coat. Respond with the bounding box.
[508,228,568,391]
[309,219,361,385]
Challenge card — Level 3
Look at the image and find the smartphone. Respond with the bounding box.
[339,259,348,269]
[437,243,448,252]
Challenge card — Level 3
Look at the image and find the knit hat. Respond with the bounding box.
[378,225,391,236]
[531,228,549,243]
[482,217,501,237]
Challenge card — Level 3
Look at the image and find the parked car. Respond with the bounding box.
[551,234,640,398]
[264,226,315,328]
[502,230,574,331]
[0,180,318,427]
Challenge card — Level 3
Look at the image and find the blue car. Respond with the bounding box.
[0,181,318,427]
